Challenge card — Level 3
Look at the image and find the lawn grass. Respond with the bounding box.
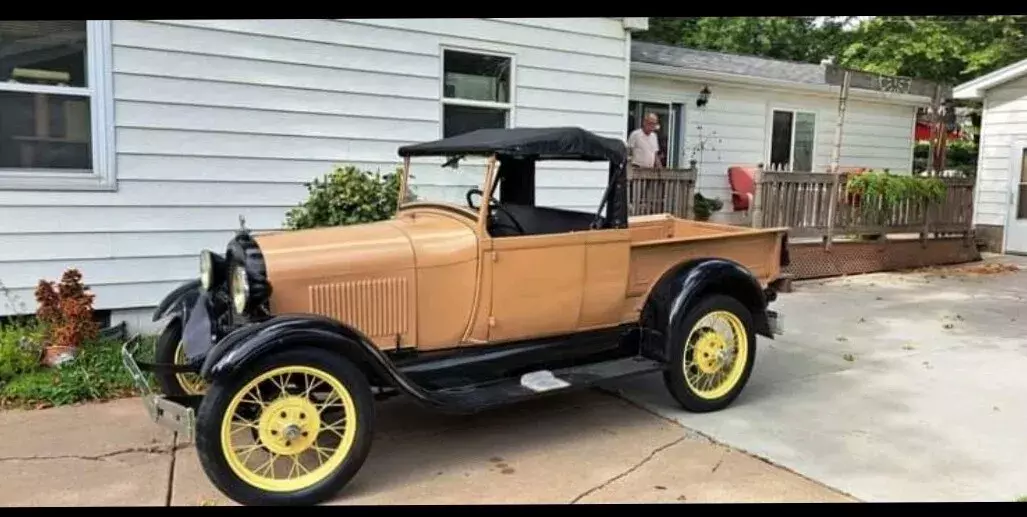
[0,334,157,410]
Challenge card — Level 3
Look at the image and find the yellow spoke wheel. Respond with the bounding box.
[220,365,358,493]
[174,341,208,395]
[194,347,374,506]
[154,318,208,397]
[662,294,756,413]
[683,311,748,400]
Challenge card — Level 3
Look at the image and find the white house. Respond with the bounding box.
[0,19,940,332]
[0,18,648,330]
[953,58,1027,254]
[627,41,934,213]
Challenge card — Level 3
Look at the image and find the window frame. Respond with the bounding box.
[766,106,818,172]
[0,20,116,191]
[438,45,516,140]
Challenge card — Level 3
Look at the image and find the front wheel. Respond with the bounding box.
[153,318,208,396]
[194,347,375,506]
[662,294,757,412]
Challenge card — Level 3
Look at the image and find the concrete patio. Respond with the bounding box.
[610,253,1027,502]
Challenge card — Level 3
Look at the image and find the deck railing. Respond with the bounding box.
[627,166,697,219]
[750,169,975,241]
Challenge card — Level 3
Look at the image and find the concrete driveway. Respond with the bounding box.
[0,389,848,506]
[609,254,1027,503]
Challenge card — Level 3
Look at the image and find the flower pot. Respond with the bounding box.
[42,345,78,367]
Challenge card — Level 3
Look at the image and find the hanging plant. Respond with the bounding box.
[844,171,946,226]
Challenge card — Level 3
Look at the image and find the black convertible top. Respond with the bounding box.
[397,126,627,163]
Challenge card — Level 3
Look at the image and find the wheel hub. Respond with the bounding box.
[257,396,321,456]
[694,331,728,374]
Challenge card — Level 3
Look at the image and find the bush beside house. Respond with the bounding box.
[0,270,143,409]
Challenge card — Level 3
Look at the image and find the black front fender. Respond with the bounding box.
[198,314,447,410]
[152,279,202,322]
[641,258,773,361]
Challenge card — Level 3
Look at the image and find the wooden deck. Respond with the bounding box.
[629,166,981,280]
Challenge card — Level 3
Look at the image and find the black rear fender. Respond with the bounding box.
[640,258,772,361]
[199,314,428,402]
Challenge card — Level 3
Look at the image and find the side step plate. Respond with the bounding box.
[430,356,663,413]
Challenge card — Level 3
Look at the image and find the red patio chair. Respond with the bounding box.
[728,166,758,212]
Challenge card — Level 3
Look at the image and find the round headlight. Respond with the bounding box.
[199,250,214,291]
[231,265,249,314]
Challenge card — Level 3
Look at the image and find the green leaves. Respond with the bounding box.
[283,165,407,230]
[637,16,1027,86]
[0,335,146,409]
[845,171,947,226]
[636,17,854,66]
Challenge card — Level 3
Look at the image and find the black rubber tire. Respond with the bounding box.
[194,347,375,506]
[153,318,191,397]
[662,293,757,413]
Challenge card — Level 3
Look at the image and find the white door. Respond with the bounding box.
[1005,141,1027,254]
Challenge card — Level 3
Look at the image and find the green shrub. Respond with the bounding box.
[0,335,148,408]
[845,171,947,226]
[0,318,45,384]
[283,165,411,230]
[693,192,724,221]
[913,140,977,176]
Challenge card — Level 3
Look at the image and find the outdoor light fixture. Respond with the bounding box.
[696,86,711,107]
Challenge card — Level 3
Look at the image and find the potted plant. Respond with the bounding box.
[693,192,724,221]
[34,269,99,367]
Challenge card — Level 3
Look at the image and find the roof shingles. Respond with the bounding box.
[631,40,830,86]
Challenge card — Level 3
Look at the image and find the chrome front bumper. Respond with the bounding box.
[120,334,197,442]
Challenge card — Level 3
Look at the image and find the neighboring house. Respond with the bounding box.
[952,58,1027,254]
[0,18,649,330]
[627,41,935,211]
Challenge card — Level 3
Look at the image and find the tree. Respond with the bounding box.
[634,17,856,65]
[636,16,1027,87]
[836,16,1027,84]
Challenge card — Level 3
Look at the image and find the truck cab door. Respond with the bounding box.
[486,231,588,343]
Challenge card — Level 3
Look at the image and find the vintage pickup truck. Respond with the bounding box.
[122,126,790,506]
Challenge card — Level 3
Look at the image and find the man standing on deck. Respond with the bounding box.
[627,112,662,170]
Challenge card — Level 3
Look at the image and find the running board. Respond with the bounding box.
[427,356,664,413]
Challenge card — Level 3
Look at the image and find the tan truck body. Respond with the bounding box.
[255,207,785,353]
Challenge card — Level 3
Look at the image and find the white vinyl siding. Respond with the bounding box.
[0,18,630,316]
[972,75,1027,226]
[630,74,919,209]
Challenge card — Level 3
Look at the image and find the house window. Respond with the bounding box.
[0,20,115,190]
[768,109,816,172]
[627,100,685,168]
[441,49,512,138]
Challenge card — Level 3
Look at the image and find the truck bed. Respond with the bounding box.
[624,213,787,305]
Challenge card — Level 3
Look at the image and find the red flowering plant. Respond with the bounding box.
[33,269,99,366]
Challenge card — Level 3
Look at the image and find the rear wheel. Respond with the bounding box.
[662,294,757,412]
[153,318,207,396]
[194,347,374,506]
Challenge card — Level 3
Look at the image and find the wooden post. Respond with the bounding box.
[824,69,852,251]
[398,156,411,205]
[926,84,942,176]
[751,164,764,228]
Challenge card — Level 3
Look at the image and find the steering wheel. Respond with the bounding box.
[465,188,527,235]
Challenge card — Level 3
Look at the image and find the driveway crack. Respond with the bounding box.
[570,435,687,504]
[165,432,179,506]
[710,449,727,473]
[0,443,184,463]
